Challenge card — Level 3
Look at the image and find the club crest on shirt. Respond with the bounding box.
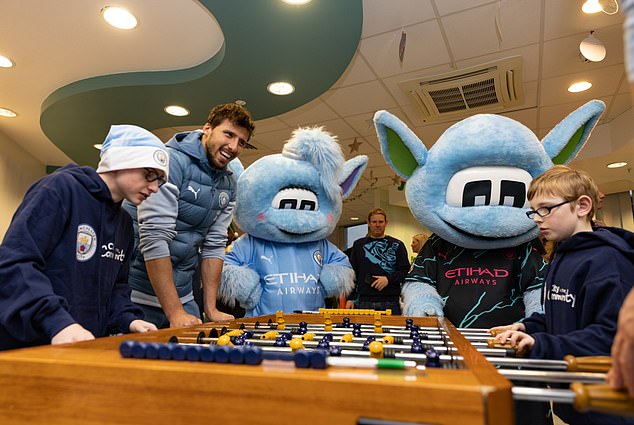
[313,250,323,267]
[76,224,97,262]
[218,191,229,208]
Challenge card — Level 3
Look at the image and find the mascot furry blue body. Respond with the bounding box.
[219,127,368,316]
[374,100,605,328]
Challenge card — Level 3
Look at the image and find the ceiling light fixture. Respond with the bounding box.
[93,144,103,150]
[164,105,190,116]
[568,81,592,92]
[579,31,606,62]
[282,0,312,4]
[0,107,17,117]
[267,82,295,95]
[101,6,138,30]
[0,55,14,68]
[607,161,628,168]
[350,217,359,221]
[582,0,603,13]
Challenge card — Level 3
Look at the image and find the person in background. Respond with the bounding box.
[410,232,430,263]
[123,103,255,328]
[346,208,410,314]
[492,165,634,425]
[0,125,166,349]
[607,0,634,399]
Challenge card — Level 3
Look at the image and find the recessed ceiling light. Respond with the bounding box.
[579,31,606,62]
[568,81,592,93]
[164,105,190,116]
[282,0,312,4]
[101,6,138,30]
[0,55,14,68]
[0,107,17,117]
[607,161,628,168]
[582,0,602,13]
[94,144,103,150]
[350,217,359,221]
[267,82,295,96]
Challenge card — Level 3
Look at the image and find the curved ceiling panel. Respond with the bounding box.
[40,0,363,166]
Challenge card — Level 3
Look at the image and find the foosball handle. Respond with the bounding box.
[486,339,514,349]
[571,383,634,417]
[564,355,612,372]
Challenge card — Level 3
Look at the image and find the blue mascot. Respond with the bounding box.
[219,127,368,316]
[374,100,605,329]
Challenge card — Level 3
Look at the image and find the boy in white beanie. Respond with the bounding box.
[0,124,168,350]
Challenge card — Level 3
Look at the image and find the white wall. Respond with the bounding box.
[600,191,634,231]
[0,130,45,240]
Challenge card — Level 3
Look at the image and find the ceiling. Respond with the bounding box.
[1,0,633,227]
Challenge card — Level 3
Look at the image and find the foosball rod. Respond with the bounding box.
[512,383,634,417]
[229,326,495,342]
[233,321,493,336]
[173,335,512,358]
[210,328,496,347]
[172,335,609,377]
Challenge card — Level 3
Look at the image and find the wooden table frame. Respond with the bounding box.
[0,314,513,425]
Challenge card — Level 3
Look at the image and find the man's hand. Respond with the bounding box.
[607,288,634,397]
[168,310,202,328]
[129,319,158,333]
[345,300,355,309]
[51,323,95,345]
[370,275,389,291]
[206,309,234,323]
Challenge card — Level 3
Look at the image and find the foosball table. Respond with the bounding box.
[0,310,631,425]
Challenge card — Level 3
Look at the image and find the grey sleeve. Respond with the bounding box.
[201,200,233,260]
[137,182,179,260]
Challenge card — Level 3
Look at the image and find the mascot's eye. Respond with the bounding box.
[498,180,526,208]
[447,166,532,208]
[271,188,318,211]
[462,180,491,207]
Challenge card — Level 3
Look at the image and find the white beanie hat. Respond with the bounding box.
[96,125,169,179]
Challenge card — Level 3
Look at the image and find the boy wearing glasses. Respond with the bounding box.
[0,125,168,350]
[493,165,634,425]
[123,103,255,328]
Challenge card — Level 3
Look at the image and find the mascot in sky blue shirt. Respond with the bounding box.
[374,100,605,329]
[219,127,368,316]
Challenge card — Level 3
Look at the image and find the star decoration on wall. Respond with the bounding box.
[348,137,362,153]
[392,174,402,185]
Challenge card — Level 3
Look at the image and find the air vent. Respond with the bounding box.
[399,56,524,122]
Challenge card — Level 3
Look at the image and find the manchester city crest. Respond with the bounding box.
[153,149,168,167]
[218,191,229,208]
[76,224,97,262]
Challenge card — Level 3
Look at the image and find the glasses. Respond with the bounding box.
[144,168,167,188]
[525,200,572,219]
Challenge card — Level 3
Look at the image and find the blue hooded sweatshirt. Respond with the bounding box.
[523,227,634,425]
[0,164,143,350]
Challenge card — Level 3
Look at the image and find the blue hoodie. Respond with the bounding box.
[523,227,634,425]
[0,164,143,350]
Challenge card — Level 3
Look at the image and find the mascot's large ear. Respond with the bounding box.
[374,110,427,179]
[227,158,245,179]
[339,155,368,199]
[542,100,605,164]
